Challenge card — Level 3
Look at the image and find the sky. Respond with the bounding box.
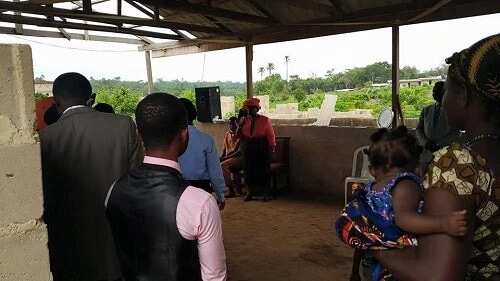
[0,12,498,82]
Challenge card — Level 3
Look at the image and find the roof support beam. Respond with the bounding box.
[408,0,452,23]
[0,13,183,40]
[244,0,279,22]
[392,26,403,127]
[0,0,230,35]
[177,0,233,34]
[245,43,253,98]
[285,0,337,15]
[140,37,242,51]
[124,0,189,38]
[136,35,154,44]
[82,0,91,13]
[124,0,152,17]
[117,0,121,16]
[14,0,23,34]
[153,4,159,21]
[0,26,144,44]
[141,0,276,25]
[58,27,72,39]
[71,0,109,10]
[328,0,344,15]
[126,0,190,39]
[51,14,72,40]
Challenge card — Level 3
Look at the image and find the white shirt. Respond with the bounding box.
[62,105,87,115]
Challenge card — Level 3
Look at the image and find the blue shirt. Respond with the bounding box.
[179,126,225,202]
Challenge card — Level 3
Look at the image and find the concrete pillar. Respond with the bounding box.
[145,50,153,95]
[0,44,50,281]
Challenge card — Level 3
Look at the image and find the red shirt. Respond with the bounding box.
[35,97,55,131]
[240,115,276,148]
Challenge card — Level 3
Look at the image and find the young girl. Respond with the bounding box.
[336,126,467,281]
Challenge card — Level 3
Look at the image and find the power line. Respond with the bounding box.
[9,35,138,53]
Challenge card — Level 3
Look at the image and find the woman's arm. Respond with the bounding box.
[374,187,472,281]
[393,180,467,236]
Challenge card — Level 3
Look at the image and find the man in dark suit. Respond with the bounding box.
[40,72,142,281]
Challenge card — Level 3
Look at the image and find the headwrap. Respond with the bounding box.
[446,33,500,102]
[243,97,261,109]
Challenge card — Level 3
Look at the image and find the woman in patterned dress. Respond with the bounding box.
[373,34,500,280]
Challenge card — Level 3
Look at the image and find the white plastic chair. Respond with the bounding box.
[344,145,373,205]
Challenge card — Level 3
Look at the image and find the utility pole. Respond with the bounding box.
[285,55,290,81]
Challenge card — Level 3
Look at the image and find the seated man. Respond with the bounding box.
[178,98,226,209]
[105,93,227,281]
[221,117,242,197]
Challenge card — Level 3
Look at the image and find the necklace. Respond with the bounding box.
[464,133,500,147]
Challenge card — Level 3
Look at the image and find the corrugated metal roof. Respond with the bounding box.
[138,0,500,46]
[1,0,498,49]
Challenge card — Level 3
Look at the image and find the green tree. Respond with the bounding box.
[258,67,265,80]
[419,64,448,78]
[95,87,142,116]
[401,66,419,79]
[179,89,195,103]
[266,63,275,76]
[255,74,287,103]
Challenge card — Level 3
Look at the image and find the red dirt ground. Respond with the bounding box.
[221,196,354,281]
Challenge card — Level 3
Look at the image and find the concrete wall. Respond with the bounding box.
[34,82,53,95]
[329,118,418,128]
[199,123,376,198]
[0,44,50,280]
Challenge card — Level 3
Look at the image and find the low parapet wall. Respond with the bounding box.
[199,123,377,199]
[267,118,418,128]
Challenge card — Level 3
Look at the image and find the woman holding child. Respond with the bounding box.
[337,34,500,280]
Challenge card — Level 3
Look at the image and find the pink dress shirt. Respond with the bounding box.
[105,156,227,281]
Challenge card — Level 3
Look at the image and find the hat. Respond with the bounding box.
[243,97,261,109]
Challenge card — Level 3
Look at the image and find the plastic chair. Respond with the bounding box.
[344,145,373,205]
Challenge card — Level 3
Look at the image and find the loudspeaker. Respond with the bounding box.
[195,86,221,123]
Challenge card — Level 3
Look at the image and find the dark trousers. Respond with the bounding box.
[243,137,271,196]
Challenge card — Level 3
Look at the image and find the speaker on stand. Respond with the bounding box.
[195,86,221,123]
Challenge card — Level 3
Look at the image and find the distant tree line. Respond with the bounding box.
[35,61,445,117]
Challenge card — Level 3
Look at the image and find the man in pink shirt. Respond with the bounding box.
[105,93,227,281]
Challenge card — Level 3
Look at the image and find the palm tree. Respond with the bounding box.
[284,56,291,81]
[258,67,265,80]
[266,63,275,76]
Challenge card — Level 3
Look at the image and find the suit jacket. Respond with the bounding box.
[40,107,143,281]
